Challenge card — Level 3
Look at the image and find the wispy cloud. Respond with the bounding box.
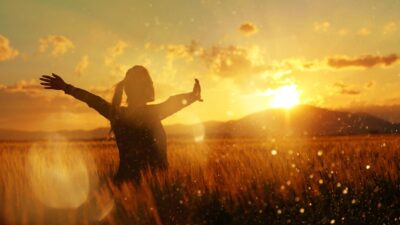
[0,35,19,61]
[314,21,330,32]
[104,40,128,66]
[332,82,361,95]
[39,35,75,56]
[383,22,397,34]
[327,54,398,68]
[201,45,266,77]
[0,79,42,95]
[74,55,89,76]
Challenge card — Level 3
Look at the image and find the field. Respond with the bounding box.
[0,136,400,225]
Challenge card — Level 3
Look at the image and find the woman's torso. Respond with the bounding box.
[112,105,167,184]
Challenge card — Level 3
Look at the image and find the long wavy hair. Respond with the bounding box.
[109,65,154,136]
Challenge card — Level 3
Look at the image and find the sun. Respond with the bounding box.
[269,85,300,109]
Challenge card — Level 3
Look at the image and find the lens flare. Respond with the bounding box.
[27,140,91,209]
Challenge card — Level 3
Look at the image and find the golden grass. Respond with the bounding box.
[0,135,399,224]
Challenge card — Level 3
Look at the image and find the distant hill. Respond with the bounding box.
[1,105,399,141]
[205,105,400,138]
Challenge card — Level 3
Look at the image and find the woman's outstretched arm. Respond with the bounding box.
[156,79,203,120]
[40,73,111,120]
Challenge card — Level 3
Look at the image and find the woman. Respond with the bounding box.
[40,65,202,185]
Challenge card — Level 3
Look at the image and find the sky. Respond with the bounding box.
[1,0,400,131]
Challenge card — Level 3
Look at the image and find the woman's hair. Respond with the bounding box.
[109,65,154,130]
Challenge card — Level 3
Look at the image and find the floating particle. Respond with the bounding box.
[366,165,371,170]
[317,150,323,156]
[337,182,342,188]
[271,150,277,156]
[318,179,324,184]
[351,199,356,204]
[277,209,282,214]
[299,208,305,213]
[342,187,348,194]
[330,219,335,224]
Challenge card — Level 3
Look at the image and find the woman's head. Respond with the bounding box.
[124,65,155,104]
[111,65,154,111]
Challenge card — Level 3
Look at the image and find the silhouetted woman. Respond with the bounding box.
[39,65,202,185]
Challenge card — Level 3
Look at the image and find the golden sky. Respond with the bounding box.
[1,0,400,131]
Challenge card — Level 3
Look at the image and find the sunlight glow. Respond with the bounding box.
[27,139,92,209]
[268,85,300,109]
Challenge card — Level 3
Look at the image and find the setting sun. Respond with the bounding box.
[269,85,300,109]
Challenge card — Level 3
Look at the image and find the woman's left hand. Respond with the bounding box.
[193,79,203,102]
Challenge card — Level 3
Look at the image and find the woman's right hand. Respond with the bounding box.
[40,73,68,91]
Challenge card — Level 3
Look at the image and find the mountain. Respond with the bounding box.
[1,105,399,141]
[205,105,400,138]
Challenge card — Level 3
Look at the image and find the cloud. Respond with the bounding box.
[383,22,397,34]
[332,82,361,95]
[239,22,258,36]
[74,55,89,76]
[201,45,267,77]
[314,21,330,32]
[39,35,75,56]
[161,41,204,62]
[0,79,42,95]
[104,40,128,66]
[156,41,267,77]
[0,35,19,61]
[357,28,371,36]
[327,54,399,68]
[280,54,400,71]
[0,80,113,130]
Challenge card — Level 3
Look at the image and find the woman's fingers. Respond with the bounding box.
[41,75,54,80]
[39,74,62,90]
[39,77,52,82]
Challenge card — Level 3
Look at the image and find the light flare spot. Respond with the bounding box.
[27,140,92,209]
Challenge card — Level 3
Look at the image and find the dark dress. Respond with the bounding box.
[64,85,197,184]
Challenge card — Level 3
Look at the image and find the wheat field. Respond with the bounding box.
[0,136,399,225]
